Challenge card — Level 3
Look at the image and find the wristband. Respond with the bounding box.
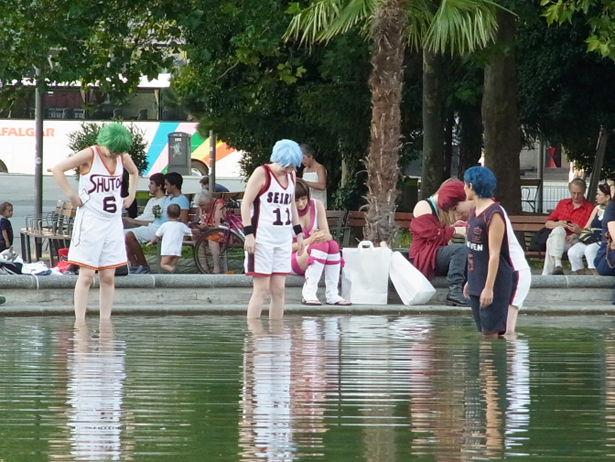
[293,224,303,236]
[243,225,254,236]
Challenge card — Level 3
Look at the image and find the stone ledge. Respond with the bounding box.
[3,303,615,317]
[0,274,612,290]
[0,274,612,315]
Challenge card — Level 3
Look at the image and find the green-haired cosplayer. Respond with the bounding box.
[52,123,139,321]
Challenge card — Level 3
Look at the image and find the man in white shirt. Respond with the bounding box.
[123,173,166,229]
[125,172,191,274]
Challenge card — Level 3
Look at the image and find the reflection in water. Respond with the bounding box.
[10,315,615,461]
[605,330,615,454]
[57,320,127,461]
[239,318,337,461]
[505,339,530,454]
[351,316,401,462]
[239,319,293,461]
[459,338,531,461]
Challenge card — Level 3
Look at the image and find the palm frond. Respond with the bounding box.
[404,0,435,51]
[284,0,377,46]
[425,0,508,55]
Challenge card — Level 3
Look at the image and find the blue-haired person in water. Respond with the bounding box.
[240,139,306,320]
[463,166,531,336]
[52,123,139,321]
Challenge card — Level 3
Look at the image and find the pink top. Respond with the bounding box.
[294,199,318,241]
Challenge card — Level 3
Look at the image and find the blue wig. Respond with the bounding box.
[270,139,303,168]
[464,166,497,199]
[97,123,132,154]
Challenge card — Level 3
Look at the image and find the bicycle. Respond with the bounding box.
[193,199,246,274]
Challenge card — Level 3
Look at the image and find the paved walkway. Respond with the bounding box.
[1,272,614,316]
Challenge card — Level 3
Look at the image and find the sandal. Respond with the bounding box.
[327,299,352,306]
[301,299,322,306]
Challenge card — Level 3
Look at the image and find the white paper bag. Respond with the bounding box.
[389,251,436,305]
[341,241,392,305]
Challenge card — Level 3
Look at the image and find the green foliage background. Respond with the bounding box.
[67,122,149,174]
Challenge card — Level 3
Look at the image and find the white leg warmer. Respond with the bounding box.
[324,252,344,304]
[302,250,327,302]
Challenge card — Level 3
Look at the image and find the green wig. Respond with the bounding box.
[97,123,132,154]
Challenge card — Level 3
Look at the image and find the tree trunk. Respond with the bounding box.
[421,49,445,199]
[458,103,483,174]
[443,114,454,178]
[588,126,609,200]
[363,0,407,244]
[482,10,522,214]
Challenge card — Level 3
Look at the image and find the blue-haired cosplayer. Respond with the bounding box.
[240,139,306,319]
[270,139,303,168]
[464,166,531,335]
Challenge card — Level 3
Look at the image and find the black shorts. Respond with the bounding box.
[469,295,509,335]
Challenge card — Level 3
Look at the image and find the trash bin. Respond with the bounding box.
[168,132,191,176]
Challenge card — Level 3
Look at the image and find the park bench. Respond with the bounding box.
[20,200,77,266]
[344,210,414,246]
[326,210,350,246]
[507,215,549,258]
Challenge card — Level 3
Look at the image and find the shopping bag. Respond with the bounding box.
[389,251,436,305]
[341,241,391,305]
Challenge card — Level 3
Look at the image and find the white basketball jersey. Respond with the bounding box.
[502,209,530,271]
[252,164,295,247]
[78,146,124,220]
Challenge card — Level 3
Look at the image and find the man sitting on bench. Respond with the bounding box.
[542,178,594,275]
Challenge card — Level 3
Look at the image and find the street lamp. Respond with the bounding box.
[34,66,44,218]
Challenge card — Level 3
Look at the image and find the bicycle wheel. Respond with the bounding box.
[194,227,246,274]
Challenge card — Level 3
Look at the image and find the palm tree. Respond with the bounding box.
[285,0,502,243]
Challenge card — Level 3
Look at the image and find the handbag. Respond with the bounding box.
[341,241,391,305]
[578,227,601,245]
[389,251,436,305]
[595,234,615,275]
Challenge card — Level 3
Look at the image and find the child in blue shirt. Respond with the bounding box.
[0,202,14,252]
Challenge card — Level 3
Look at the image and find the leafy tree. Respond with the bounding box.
[542,0,615,60]
[67,122,149,174]
[0,0,188,98]
[517,7,615,179]
[285,0,501,243]
[173,0,377,210]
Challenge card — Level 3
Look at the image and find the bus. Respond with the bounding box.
[0,74,244,179]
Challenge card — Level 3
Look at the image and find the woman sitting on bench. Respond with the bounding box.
[567,183,611,275]
[291,179,350,306]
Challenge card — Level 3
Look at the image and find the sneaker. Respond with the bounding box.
[552,266,564,275]
[129,266,140,274]
[135,265,151,274]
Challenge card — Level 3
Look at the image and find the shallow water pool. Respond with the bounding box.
[1,314,615,461]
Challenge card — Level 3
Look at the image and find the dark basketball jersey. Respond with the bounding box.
[466,203,514,298]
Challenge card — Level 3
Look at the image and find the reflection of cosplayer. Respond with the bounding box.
[241,140,305,319]
[52,123,139,320]
[291,179,350,306]
[463,167,531,336]
[410,180,472,306]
